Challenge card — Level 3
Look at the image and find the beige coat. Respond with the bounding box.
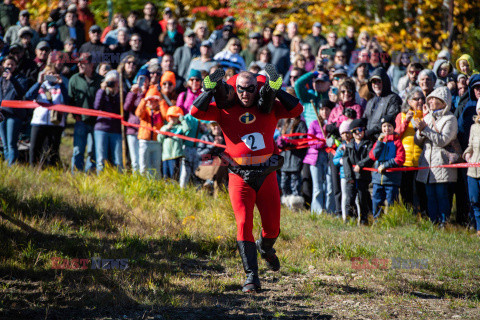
[415,110,458,184]
[463,120,480,178]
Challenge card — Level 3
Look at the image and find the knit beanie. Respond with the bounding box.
[188,69,202,80]
[427,86,452,111]
[339,119,353,135]
[349,118,367,131]
[145,86,161,101]
[380,114,396,129]
[161,71,176,87]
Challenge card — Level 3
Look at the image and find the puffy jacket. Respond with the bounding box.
[457,74,480,150]
[177,87,201,115]
[415,105,458,184]
[343,139,374,182]
[303,119,327,166]
[277,119,308,172]
[463,120,480,178]
[395,111,423,167]
[328,100,363,127]
[124,91,143,136]
[0,74,29,120]
[369,134,405,186]
[362,68,402,139]
[157,116,190,161]
[135,101,164,141]
[333,143,347,179]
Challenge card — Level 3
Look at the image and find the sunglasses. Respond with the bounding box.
[371,79,382,84]
[237,84,256,93]
[351,128,364,134]
[341,89,353,94]
[162,82,173,86]
[190,78,201,82]
[290,75,299,80]
[408,70,420,75]
[411,97,425,101]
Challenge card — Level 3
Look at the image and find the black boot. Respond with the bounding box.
[258,64,282,114]
[237,241,261,293]
[256,235,280,271]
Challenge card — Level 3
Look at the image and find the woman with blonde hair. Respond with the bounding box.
[289,35,303,64]
[194,20,209,44]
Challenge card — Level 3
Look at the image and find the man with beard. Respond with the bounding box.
[191,65,303,293]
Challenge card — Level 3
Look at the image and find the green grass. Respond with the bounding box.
[0,162,479,319]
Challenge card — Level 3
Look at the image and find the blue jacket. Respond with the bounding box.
[368,135,405,186]
[457,74,480,150]
[333,142,346,179]
[0,74,28,120]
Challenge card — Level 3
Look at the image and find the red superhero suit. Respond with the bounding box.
[191,69,303,293]
[191,74,303,243]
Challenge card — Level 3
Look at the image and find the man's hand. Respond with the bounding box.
[353,165,361,173]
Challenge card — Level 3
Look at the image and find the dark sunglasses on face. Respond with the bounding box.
[341,89,353,94]
[237,84,256,93]
[351,128,364,134]
[190,78,201,82]
[290,75,299,80]
[411,97,425,101]
[151,71,161,75]
[162,82,173,86]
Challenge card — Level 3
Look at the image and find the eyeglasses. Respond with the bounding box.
[341,89,353,94]
[237,84,256,93]
[333,77,340,81]
[290,75,299,81]
[411,97,425,101]
[371,79,382,84]
[232,43,240,47]
[151,71,161,75]
[301,48,310,51]
[162,82,173,86]
[90,30,100,34]
[351,128,364,134]
[408,70,420,75]
[126,61,136,64]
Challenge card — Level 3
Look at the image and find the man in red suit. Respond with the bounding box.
[191,65,303,292]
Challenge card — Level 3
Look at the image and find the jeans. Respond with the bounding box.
[94,130,123,174]
[163,158,180,179]
[280,171,302,196]
[126,134,140,173]
[372,184,399,218]
[179,145,200,188]
[467,177,480,231]
[424,183,451,224]
[71,121,96,173]
[139,139,162,179]
[310,151,335,214]
[0,116,22,166]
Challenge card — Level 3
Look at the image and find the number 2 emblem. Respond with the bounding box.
[241,132,266,151]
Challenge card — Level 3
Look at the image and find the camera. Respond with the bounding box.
[45,75,58,84]
[106,81,115,88]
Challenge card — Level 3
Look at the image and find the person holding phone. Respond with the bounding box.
[25,66,68,167]
[0,55,28,166]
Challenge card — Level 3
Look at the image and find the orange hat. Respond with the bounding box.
[161,71,176,87]
[166,106,184,122]
[145,86,161,101]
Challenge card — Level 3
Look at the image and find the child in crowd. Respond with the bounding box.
[135,86,164,179]
[463,99,480,236]
[158,106,189,179]
[159,71,178,121]
[277,112,308,210]
[342,118,373,225]
[333,119,353,222]
[369,115,406,219]
[304,99,335,215]
[455,54,478,77]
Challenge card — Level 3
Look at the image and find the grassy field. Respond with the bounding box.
[0,158,479,319]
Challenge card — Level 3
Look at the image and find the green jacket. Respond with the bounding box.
[158,116,190,161]
[68,71,102,125]
[0,2,19,30]
[294,72,328,127]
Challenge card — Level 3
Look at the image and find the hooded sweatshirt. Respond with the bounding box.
[362,68,402,139]
[432,59,454,87]
[457,74,480,150]
[455,54,479,77]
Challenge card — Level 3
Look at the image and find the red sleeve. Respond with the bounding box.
[274,100,303,119]
[369,141,378,161]
[395,113,409,136]
[190,102,221,122]
[394,138,406,166]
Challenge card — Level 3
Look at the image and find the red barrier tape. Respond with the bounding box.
[280,133,325,150]
[363,162,480,172]
[1,100,227,149]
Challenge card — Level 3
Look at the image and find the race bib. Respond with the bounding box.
[241,132,266,151]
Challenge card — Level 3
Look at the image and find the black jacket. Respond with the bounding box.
[135,18,162,55]
[363,67,402,139]
[278,119,308,172]
[343,139,374,182]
